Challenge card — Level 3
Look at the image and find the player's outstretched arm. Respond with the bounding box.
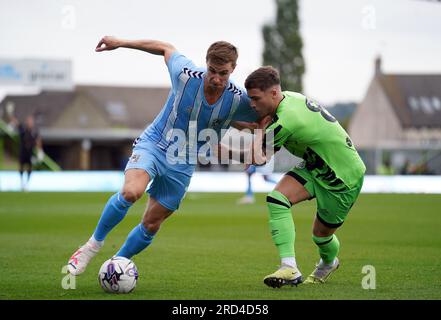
[217,116,272,164]
[214,139,267,166]
[95,36,177,63]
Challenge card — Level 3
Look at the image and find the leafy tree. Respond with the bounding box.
[262,0,305,92]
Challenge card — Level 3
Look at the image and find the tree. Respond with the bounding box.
[262,0,305,92]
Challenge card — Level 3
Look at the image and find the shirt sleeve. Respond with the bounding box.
[263,120,291,155]
[166,51,195,89]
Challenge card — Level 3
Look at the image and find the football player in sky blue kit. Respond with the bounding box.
[67,36,258,275]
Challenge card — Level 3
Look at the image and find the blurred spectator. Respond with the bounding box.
[400,158,434,175]
[8,113,44,191]
[412,163,433,175]
[399,159,411,175]
[377,158,395,175]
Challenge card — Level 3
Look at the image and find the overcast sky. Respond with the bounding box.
[1,0,441,105]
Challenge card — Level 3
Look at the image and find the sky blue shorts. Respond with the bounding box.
[125,137,195,211]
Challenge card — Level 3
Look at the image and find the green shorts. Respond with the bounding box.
[286,167,364,228]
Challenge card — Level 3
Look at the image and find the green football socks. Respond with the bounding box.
[266,190,295,258]
[312,234,340,264]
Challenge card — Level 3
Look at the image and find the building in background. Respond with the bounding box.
[349,57,441,174]
[0,85,169,170]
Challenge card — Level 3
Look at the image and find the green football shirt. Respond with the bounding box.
[264,91,366,190]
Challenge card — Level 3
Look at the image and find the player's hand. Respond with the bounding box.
[248,120,268,166]
[245,141,267,167]
[257,115,272,130]
[95,36,120,52]
[251,147,267,166]
[213,143,222,158]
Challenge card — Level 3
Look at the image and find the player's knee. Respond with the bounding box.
[121,187,143,203]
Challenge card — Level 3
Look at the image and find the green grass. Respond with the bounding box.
[0,192,440,300]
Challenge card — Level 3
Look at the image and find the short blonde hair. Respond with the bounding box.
[206,41,238,67]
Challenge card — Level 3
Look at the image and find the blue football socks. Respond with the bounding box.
[93,192,133,241]
[246,174,253,197]
[115,223,156,259]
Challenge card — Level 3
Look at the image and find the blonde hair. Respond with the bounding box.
[206,41,238,67]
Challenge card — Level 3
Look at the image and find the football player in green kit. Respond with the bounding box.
[244,66,366,288]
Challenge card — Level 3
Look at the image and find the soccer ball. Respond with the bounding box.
[98,256,138,294]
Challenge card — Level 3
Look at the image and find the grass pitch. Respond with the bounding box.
[0,192,440,300]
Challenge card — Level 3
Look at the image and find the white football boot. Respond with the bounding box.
[304,258,340,284]
[67,239,102,276]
